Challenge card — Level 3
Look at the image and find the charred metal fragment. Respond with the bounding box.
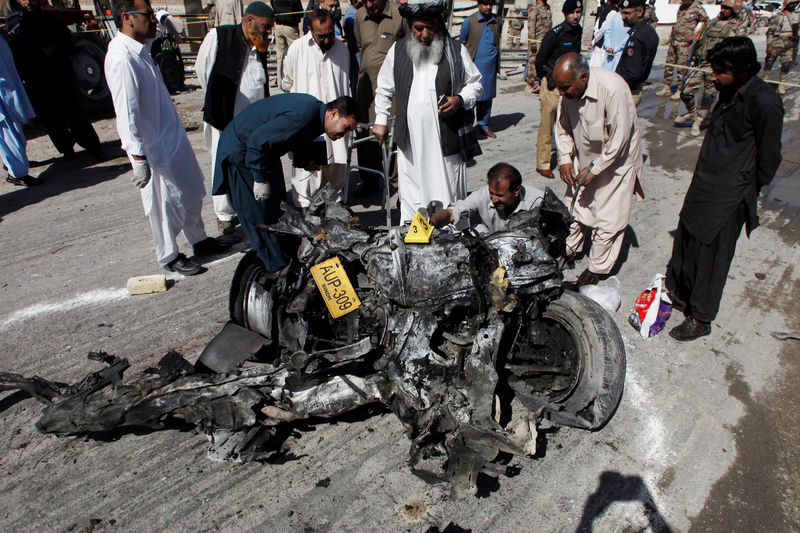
[2,186,626,496]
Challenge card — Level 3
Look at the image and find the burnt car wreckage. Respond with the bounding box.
[0,187,626,497]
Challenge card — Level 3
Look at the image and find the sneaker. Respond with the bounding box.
[192,237,231,257]
[655,85,671,97]
[217,218,238,235]
[164,253,205,276]
[6,175,41,187]
[668,316,711,341]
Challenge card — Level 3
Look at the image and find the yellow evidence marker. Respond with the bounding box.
[310,257,362,318]
[404,211,434,244]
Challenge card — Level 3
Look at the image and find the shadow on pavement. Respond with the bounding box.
[0,140,127,220]
[575,471,673,532]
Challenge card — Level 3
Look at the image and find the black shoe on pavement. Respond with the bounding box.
[217,217,238,235]
[164,253,205,276]
[575,268,601,288]
[668,316,711,341]
[666,290,686,313]
[6,175,41,187]
[193,236,231,257]
[62,149,76,161]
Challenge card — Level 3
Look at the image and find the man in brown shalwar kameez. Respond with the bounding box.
[553,52,644,288]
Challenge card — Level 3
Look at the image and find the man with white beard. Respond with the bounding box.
[371,0,483,223]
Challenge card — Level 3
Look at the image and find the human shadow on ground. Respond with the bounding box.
[487,112,525,133]
[0,140,127,221]
[575,471,673,532]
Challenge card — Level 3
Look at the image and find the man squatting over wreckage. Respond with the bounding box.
[105,0,230,276]
[430,162,544,233]
[212,94,359,272]
[371,0,483,224]
[665,37,783,341]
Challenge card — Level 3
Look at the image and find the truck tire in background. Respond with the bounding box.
[70,34,112,112]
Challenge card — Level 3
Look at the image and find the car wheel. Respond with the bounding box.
[504,290,626,430]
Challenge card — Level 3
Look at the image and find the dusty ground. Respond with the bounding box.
[1,40,798,532]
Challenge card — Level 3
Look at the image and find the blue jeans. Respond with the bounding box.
[475,99,493,130]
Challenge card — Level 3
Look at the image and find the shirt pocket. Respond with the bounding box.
[375,31,396,54]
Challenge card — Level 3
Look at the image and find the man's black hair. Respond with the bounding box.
[110,0,138,28]
[487,162,522,190]
[309,7,332,25]
[326,96,360,121]
[706,36,761,77]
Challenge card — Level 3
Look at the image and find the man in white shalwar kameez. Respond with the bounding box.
[281,8,351,206]
[196,2,275,233]
[106,0,228,275]
[553,53,644,288]
[372,0,482,223]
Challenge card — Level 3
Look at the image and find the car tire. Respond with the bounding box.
[505,290,626,430]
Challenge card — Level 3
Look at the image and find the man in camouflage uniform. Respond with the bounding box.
[676,0,744,136]
[507,7,525,47]
[526,0,552,91]
[765,0,799,95]
[644,0,658,27]
[656,0,709,99]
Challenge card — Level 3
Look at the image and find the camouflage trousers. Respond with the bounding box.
[680,61,716,121]
[664,40,694,86]
[507,25,525,48]
[765,38,796,75]
[527,44,540,85]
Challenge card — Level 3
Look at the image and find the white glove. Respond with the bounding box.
[131,158,151,189]
[253,181,271,202]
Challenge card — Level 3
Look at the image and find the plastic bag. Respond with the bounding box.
[579,276,621,315]
[628,274,673,339]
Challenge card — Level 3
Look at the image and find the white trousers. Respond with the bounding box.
[291,163,348,208]
[205,123,237,222]
[566,221,624,275]
[144,172,207,265]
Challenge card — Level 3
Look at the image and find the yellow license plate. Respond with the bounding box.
[310,257,361,318]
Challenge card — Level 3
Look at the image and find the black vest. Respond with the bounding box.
[202,25,270,130]
[392,35,479,160]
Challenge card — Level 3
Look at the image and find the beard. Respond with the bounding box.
[249,28,270,53]
[407,34,444,67]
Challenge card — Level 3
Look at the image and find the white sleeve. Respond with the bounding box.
[281,39,297,93]
[195,28,217,90]
[105,52,145,157]
[457,43,482,111]
[373,44,396,126]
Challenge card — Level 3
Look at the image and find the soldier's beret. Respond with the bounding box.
[562,0,583,13]
[245,1,275,18]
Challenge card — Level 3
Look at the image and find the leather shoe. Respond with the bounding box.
[164,253,205,276]
[575,268,600,288]
[537,168,554,179]
[6,175,41,186]
[668,316,711,341]
[666,290,685,313]
[482,126,497,138]
[217,217,238,235]
[193,237,231,257]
